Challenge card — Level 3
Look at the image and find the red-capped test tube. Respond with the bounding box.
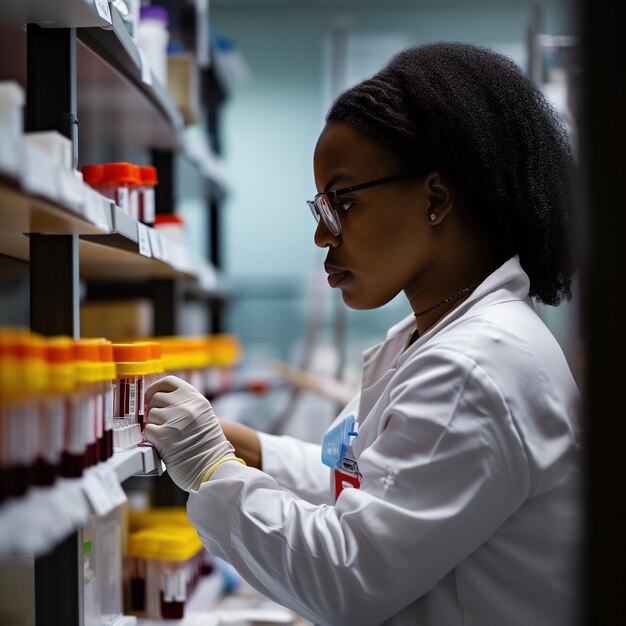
[0,329,21,501]
[99,340,116,461]
[138,165,158,225]
[72,341,102,472]
[81,164,105,194]
[14,332,47,495]
[112,343,151,429]
[35,337,75,486]
[101,162,140,219]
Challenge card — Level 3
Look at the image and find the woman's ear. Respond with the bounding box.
[424,172,455,224]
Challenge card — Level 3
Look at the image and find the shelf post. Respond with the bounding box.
[29,234,80,340]
[152,149,175,215]
[26,25,78,168]
[209,194,223,332]
[26,23,82,626]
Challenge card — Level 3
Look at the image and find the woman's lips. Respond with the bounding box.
[327,270,351,287]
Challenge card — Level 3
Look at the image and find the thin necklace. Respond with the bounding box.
[405,282,480,350]
[413,282,480,318]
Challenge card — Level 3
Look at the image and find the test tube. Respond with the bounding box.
[35,337,74,486]
[99,341,116,461]
[63,342,94,477]
[14,332,46,495]
[138,165,157,225]
[0,329,19,501]
[160,561,186,619]
[101,163,140,217]
[74,341,103,469]
[112,343,151,430]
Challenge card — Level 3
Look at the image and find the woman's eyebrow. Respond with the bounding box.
[324,172,354,192]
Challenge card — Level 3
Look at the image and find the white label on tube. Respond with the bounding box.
[96,394,104,439]
[129,189,139,220]
[163,569,187,602]
[51,400,65,462]
[42,400,64,464]
[116,186,129,214]
[137,223,152,257]
[94,0,112,24]
[138,377,145,418]
[127,381,137,418]
[104,384,114,429]
[65,398,85,455]
[143,188,155,224]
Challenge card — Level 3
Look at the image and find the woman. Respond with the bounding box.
[145,43,581,626]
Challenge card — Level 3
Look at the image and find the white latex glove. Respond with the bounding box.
[145,375,237,491]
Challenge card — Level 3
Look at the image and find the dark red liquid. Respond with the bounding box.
[0,467,14,503]
[160,592,184,619]
[61,452,85,478]
[86,442,97,468]
[14,464,31,497]
[105,429,113,459]
[130,577,146,612]
[33,458,57,487]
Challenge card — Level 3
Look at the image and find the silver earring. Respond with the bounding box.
[429,213,437,222]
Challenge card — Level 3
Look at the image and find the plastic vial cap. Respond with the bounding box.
[101,162,140,186]
[112,343,153,376]
[139,165,158,186]
[140,5,169,25]
[81,164,104,186]
[74,340,104,384]
[154,213,185,227]
[98,341,117,380]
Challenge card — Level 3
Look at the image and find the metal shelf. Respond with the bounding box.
[0,133,221,295]
[0,446,160,558]
[0,0,111,29]
[77,7,184,146]
[111,445,163,482]
[0,3,183,155]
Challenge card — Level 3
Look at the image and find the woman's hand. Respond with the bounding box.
[144,375,236,491]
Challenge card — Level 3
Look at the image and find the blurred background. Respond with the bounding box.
[206,0,582,445]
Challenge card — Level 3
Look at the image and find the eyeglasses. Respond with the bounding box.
[307,172,410,236]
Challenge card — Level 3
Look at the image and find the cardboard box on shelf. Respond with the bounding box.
[80,300,153,340]
[167,53,200,126]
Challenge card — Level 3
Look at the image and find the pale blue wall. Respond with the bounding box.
[211,0,576,376]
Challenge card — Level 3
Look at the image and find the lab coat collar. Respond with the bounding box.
[360,255,529,388]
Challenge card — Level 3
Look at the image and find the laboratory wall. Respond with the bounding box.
[208,0,578,439]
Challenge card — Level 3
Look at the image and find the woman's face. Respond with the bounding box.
[312,122,439,310]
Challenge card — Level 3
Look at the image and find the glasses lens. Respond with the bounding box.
[315,195,340,235]
[307,200,320,223]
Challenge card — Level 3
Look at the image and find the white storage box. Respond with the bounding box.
[0,81,24,136]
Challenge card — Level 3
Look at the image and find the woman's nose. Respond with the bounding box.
[314,219,341,249]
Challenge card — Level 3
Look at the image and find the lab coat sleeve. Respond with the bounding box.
[187,349,530,626]
[257,431,331,505]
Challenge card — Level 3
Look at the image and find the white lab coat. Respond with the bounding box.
[187,256,581,626]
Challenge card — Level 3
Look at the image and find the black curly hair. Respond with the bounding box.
[326,42,575,306]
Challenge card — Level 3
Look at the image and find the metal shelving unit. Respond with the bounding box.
[0,446,162,558]
[0,2,231,624]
